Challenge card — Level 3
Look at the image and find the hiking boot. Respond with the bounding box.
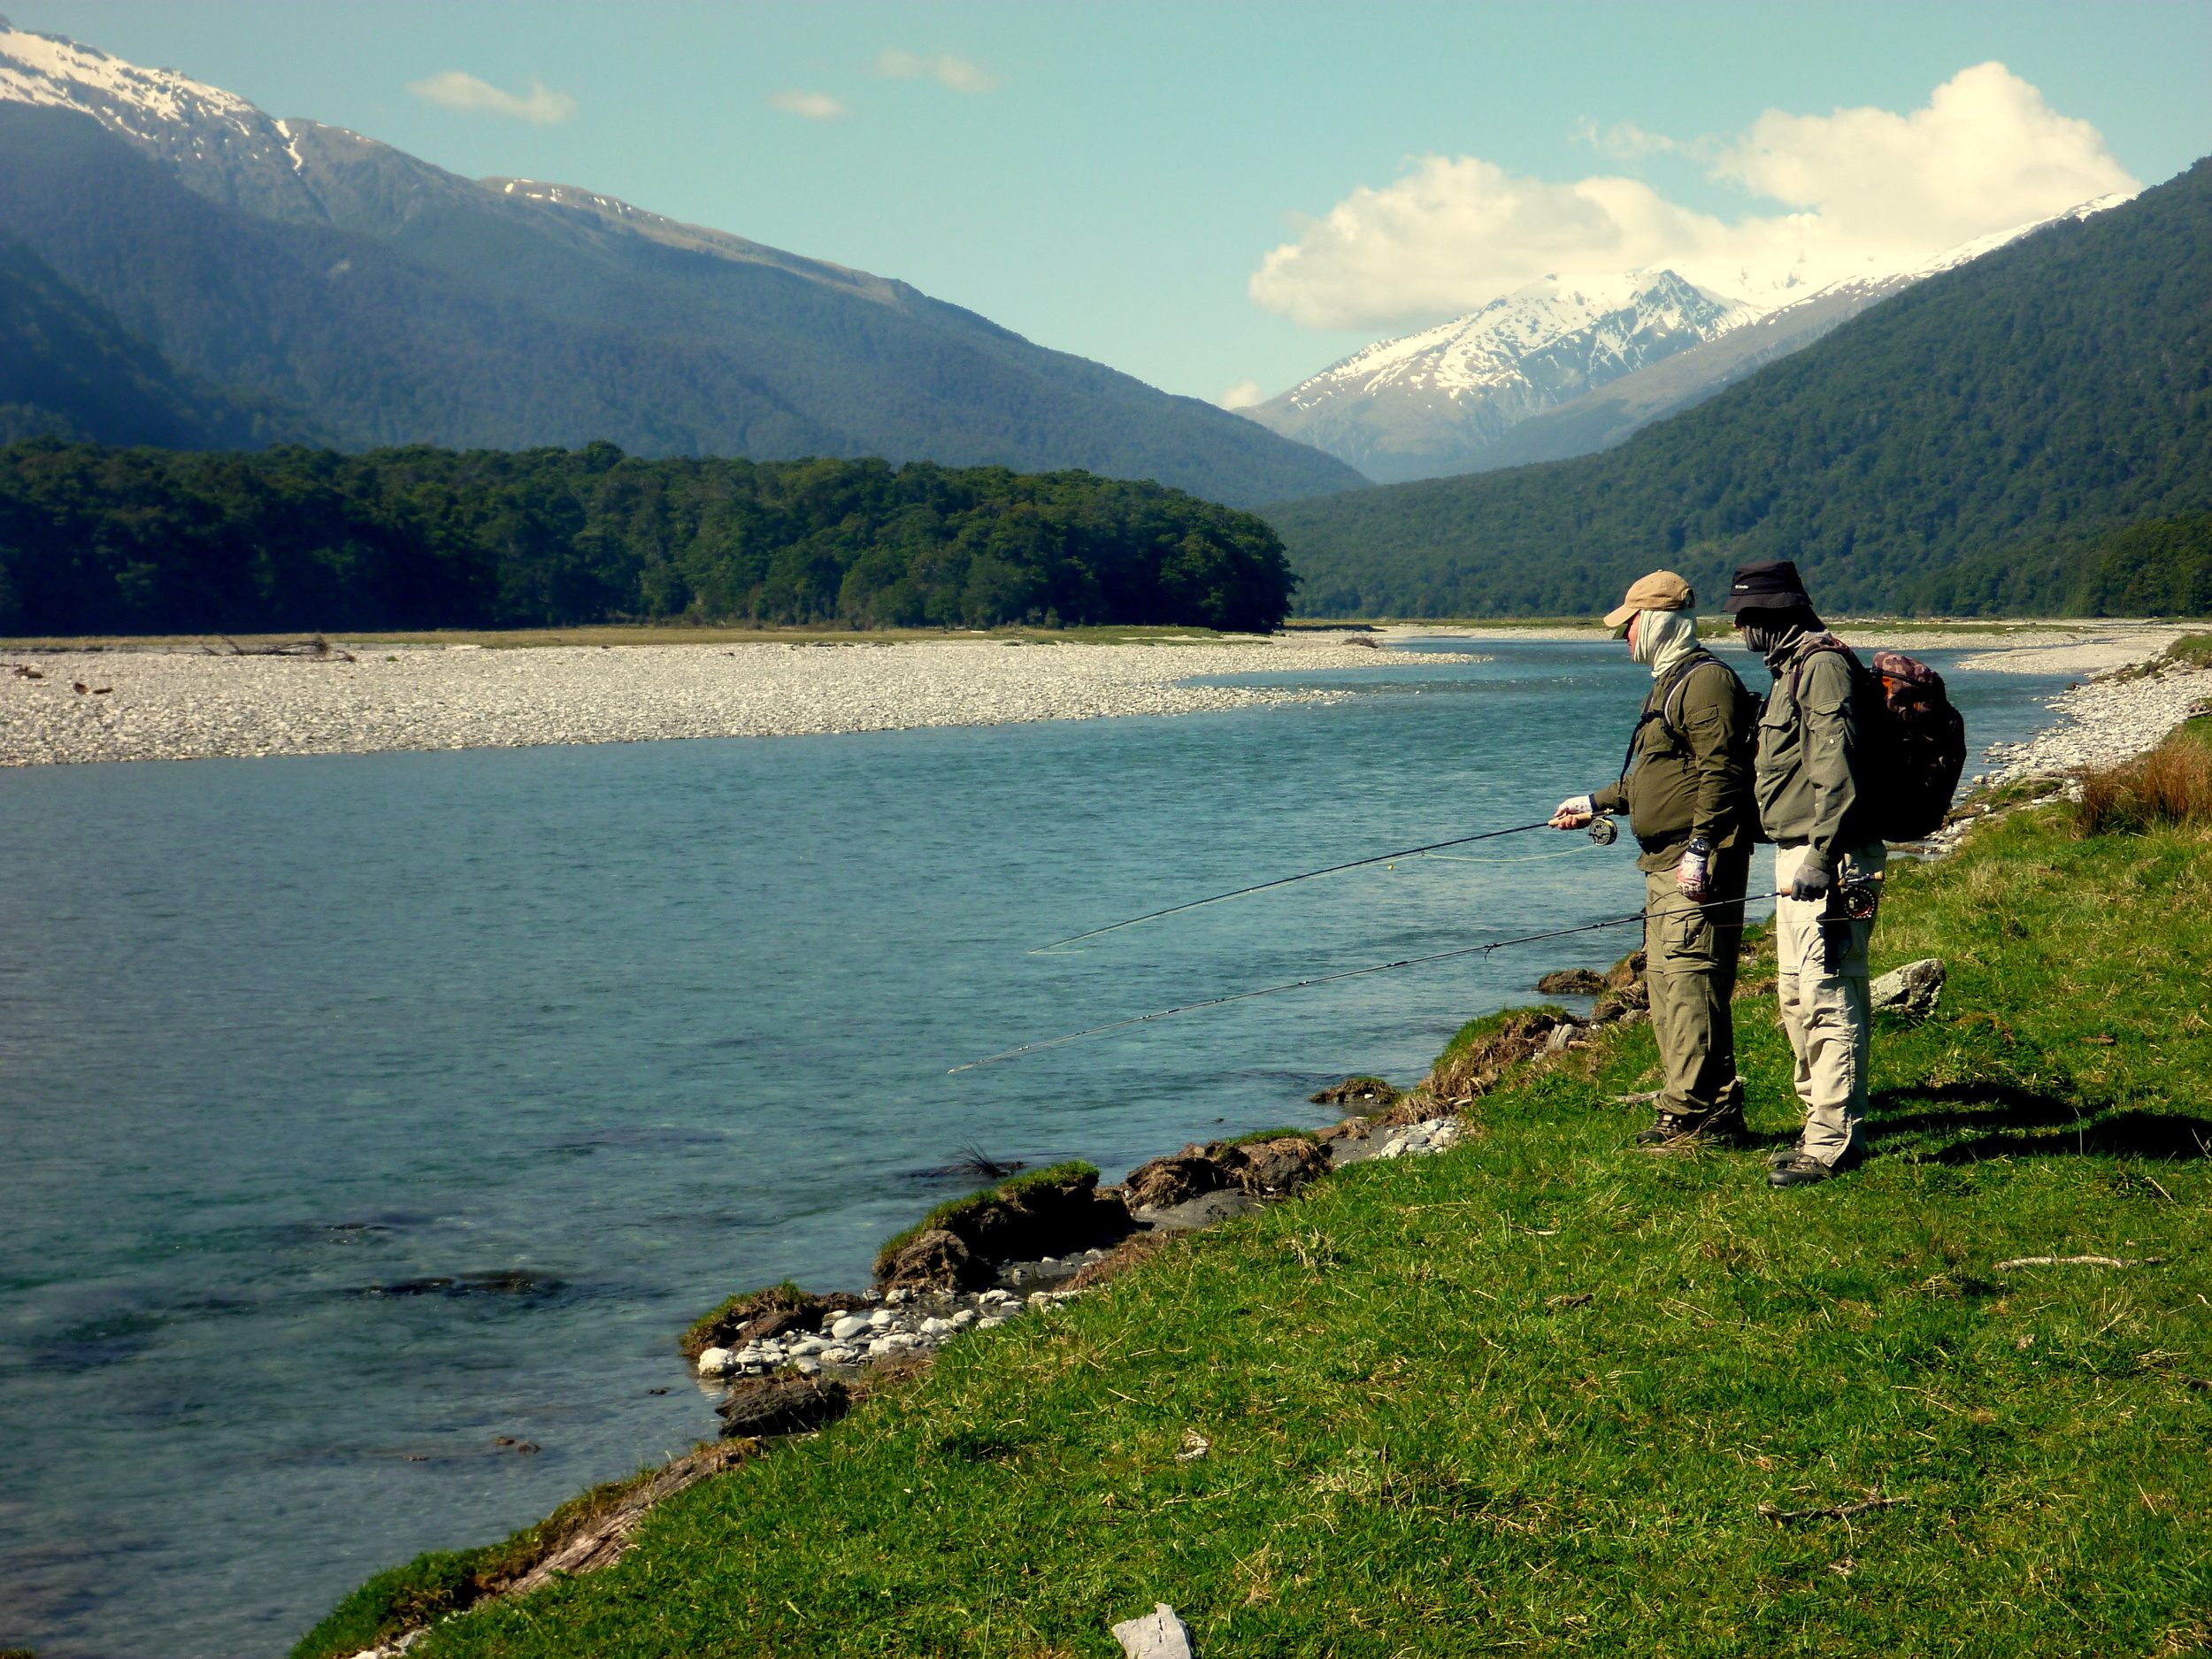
[1768,1153,1843,1188]
[1765,1139,1804,1169]
[1701,1102,1752,1144]
[1635,1109,1740,1149]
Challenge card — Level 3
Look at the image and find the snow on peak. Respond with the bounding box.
[0,19,265,141]
[1281,267,1755,408]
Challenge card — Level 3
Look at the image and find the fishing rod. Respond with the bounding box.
[1030,815,1621,953]
[957,881,1878,1072]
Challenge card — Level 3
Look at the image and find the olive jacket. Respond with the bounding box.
[1754,635,1872,872]
[1590,651,1759,873]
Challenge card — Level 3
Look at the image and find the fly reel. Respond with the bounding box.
[1586,816,1620,846]
[1835,879,1881,921]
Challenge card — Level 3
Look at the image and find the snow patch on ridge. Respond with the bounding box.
[0,19,263,138]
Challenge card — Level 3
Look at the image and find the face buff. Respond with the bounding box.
[1631,607,1701,679]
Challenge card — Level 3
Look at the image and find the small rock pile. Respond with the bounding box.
[1121,1133,1333,1212]
[874,1163,1135,1293]
[696,1271,1105,1382]
[1371,1118,1466,1160]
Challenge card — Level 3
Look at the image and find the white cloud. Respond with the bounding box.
[769,89,848,120]
[1253,64,2135,331]
[407,71,574,125]
[1251,157,1734,329]
[1711,61,2134,250]
[1218,380,1266,410]
[872,49,998,94]
[1571,117,1685,162]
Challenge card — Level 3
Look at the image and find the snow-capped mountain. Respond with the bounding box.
[0,15,880,277]
[1242,270,1757,485]
[0,17,1363,502]
[1241,198,2131,486]
[0,15,350,222]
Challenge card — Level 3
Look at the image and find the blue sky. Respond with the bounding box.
[14,2,2208,403]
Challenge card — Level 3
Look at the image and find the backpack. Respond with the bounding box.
[1787,642,1968,842]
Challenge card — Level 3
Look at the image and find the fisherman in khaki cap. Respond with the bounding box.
[1550,571,1759,1148]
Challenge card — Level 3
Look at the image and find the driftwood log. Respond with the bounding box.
[1993,1255,2164,1271]
[1756,1489,1913,1524]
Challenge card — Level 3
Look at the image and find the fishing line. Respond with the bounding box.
[1030,816,1617,953]
[955,881,1877,1072]
[1415,841,1603,866]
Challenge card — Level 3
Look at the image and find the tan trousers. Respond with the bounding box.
[1642,844,1748,1118]
[1773,840,1888,1163]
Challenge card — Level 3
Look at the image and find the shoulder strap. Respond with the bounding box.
[1617,650,1717,782]
[1661,652,1735,737]
[1783,638,1857,711]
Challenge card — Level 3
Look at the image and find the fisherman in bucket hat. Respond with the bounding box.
[1551,571,1759,1149]
[1724,559,1886,1188]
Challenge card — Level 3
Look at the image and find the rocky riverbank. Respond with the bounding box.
[0,635,1483,766]
[1977,654,2212,784]
[685,1123,1451,1401]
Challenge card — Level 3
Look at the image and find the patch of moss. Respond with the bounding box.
[1222,1126,1322,1148]
[1435,1004,1569,1064]
[289,1548,490,1659]
[995,1158,1100,1198]
[288,1457,683,1659]
[872,1162,1102,1278]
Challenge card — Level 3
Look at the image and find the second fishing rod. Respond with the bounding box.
[1032,813,1622,952]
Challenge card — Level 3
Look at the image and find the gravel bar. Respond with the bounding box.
[0,639,1482,767]
[1980,664,2212,784]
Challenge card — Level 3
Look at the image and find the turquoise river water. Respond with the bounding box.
[0,640,2073,1657]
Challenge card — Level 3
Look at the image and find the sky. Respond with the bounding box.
[11,2,2208,406]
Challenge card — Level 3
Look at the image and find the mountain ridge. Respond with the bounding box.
[0,19,1363,506]
[1240,197,2128,485]
[1240,270,1755,484]
[1258,159,2211,618]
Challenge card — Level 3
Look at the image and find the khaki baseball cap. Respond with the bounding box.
[1602,569,1695,634]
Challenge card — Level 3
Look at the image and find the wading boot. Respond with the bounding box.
[1701,1101,1752,1145]
[1768,1152,1843,1188]
[1635,1108,1744,1150]
[1765,1139,1805,1169]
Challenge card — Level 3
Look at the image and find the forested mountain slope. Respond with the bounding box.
[0,441,1296,635]
[0,23,1363,506]
[1261,158,2210,617]
[0,230,305,448]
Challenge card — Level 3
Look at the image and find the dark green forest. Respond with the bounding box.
[0,441,1297,635]
[0,230,308,451]
[1924,511,2212,616]
[1262,158,2211,618]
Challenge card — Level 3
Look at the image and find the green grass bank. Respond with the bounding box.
[301,764,2212,1659]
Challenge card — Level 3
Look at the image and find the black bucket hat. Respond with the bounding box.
[1721,559,1813,613]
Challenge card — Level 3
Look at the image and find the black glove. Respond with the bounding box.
[1788,860,1832,905]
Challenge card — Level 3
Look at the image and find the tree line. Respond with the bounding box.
[0,440,1298,635]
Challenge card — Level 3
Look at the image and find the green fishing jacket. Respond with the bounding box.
[1590,651,1759,872]
[1754,637,1872,871]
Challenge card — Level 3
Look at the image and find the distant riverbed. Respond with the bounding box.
[0,635,1476,765]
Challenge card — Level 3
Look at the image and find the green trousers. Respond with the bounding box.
[1641,843,1749,1118]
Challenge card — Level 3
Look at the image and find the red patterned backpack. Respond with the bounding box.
[1788,643,1970,841]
